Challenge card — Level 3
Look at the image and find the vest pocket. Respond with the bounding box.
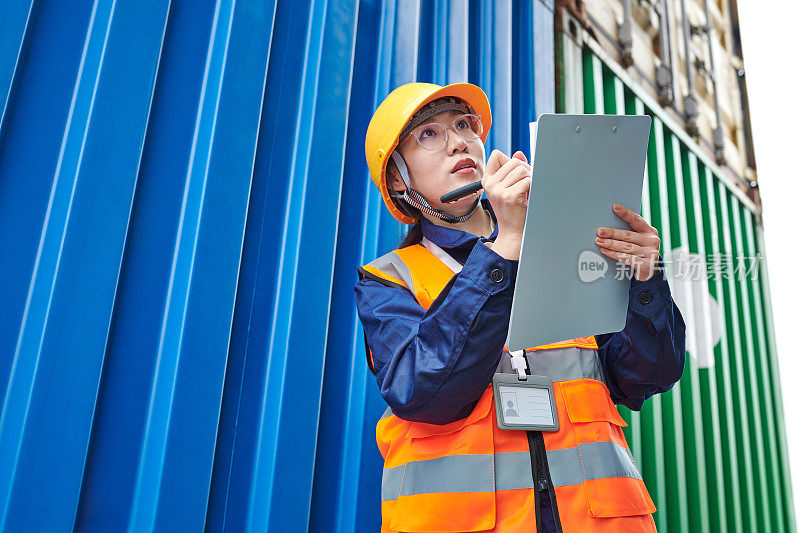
[559,379,656,518]
[562,378,627,427]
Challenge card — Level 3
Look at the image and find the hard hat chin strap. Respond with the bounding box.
[389,152,480,224]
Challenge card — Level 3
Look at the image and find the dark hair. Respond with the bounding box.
[397,220,423,248]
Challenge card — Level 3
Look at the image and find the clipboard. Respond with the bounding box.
[506,113,652,350]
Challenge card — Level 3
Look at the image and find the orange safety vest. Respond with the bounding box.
[359,241,657,533]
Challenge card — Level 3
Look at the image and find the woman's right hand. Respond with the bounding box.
[481,149,532,260]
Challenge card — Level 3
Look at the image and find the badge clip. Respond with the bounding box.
[509,349,527,380]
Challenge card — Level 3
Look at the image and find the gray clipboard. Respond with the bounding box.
[506,113,652,350]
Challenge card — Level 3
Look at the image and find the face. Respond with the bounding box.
[388,110,486,216]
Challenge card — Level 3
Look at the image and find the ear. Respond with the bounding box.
[386,160,407,193]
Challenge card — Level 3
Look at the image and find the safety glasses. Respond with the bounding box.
[406,114,483,151]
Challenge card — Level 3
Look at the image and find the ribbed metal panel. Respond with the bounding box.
[0,0,556,531]
[558,23,795,533]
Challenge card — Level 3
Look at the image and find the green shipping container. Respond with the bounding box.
[556,16,795,533]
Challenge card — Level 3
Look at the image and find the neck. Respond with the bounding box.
[422,202,494,239]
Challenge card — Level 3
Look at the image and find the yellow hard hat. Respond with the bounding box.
[365,82,492,225]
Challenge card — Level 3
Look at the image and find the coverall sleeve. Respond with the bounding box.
[595,255,687,411]
[354,241,518,425]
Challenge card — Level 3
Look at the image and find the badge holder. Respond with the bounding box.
[492,350,559,431]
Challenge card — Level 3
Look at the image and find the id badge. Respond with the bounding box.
[492,373,559,431]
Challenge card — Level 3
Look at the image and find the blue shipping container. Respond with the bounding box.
[0,0,557,531]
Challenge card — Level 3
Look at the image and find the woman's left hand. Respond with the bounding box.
[595,204,661,282]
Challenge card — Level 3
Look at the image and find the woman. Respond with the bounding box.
[355,82,685,532]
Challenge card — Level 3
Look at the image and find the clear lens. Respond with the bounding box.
[411,114,483,151]
[414,123,446,151]
[455,114,482,139]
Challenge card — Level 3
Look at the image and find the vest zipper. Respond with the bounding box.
[528,430,563,533]
[526,431,544,533]
[521,351,563,533]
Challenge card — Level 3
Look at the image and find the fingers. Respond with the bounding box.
[512,150,528,163]
[507,176,532,197]
[499,164,531,187]
[595,237,650,257]
[485,150,530,178]
[485,149,510,176]
[597,248,657,271]
[493,157,531,184]
[596,226,660,249]
[483,150,532,205]
[612,204,658,235]
[597,248,635,266]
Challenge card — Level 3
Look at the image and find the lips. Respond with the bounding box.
[451,157,476,173]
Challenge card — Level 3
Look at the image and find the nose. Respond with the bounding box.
[445,124,468,155]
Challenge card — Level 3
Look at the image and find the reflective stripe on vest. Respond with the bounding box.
[496,345,606,384]
[361,252,415,292]
[381,440,642,501]
[421,236,463,274]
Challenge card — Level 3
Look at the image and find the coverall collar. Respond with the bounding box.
[419,197,499,249]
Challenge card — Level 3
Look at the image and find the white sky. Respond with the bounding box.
[738,0,800,519]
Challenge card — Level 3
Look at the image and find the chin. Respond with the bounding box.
[449,172,480,184]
